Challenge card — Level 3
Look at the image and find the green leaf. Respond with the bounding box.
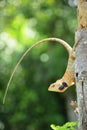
[50,122,78,130]
[64,122,78,127]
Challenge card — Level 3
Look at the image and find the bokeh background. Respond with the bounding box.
[0,0,77,130]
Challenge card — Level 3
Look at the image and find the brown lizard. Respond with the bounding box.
[3,37,73,104]
[48,46,75,92]
[48,38,82,92]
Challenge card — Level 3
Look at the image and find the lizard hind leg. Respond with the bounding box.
[3,38,72,104]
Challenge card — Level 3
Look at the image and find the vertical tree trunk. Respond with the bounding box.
[75,0,87,129]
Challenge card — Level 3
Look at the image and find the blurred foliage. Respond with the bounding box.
[51,121,78,130]
[0,0,77,130]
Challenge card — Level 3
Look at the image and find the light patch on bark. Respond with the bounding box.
[77,0,87,29]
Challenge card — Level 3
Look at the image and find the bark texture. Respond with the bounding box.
[75,0,87,129]
[77,0,87,29]
[75,30,87,130]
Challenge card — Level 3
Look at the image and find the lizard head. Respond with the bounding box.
[48,79,68,92]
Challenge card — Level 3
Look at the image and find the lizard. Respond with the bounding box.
[48,38,82,92]
[48,44,75,92]
[3,37,74,104]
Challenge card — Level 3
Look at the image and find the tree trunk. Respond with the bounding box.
[75,0,87,129]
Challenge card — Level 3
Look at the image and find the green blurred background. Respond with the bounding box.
[0,0,77,130]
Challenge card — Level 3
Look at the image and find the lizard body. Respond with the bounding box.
[3,38,72,104]
[48,38,82,92]
[50,39,75,92]
[48,49,75,92]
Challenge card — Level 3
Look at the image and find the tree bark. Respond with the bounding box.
[75,0,87,129]
[75,29,87,130]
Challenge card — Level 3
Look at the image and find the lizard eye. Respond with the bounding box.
[58,82,68,90]
[58,85,65,90]
[62,82,68,87]
[50,83,55,88]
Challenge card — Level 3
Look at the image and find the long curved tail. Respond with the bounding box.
[3,37,72,104]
